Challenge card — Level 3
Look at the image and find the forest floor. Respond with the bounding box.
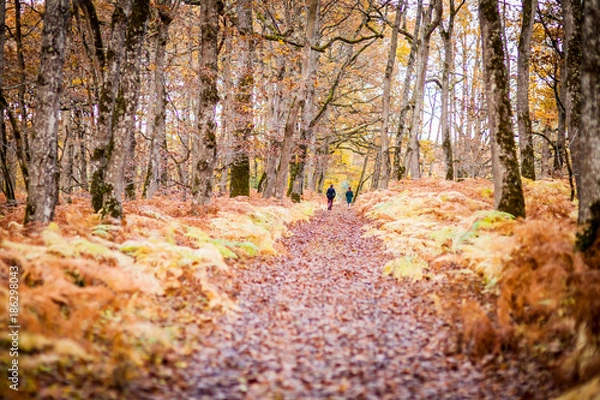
[135,206,558,400]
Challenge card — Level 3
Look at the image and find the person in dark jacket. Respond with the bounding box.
[345,187,354,209]
[326,185,336,210]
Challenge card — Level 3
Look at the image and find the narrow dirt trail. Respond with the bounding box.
[174,208,555,399]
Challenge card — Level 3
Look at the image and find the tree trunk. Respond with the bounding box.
[59,110,74,195]
[440,0,461,181]
[218,28,233,195]
[562,0,583,198]
[479,0,525,218]
[230,0,254,197]
[102,0,150,218]
[405,0,442,179]
[553,59,567,177]
[24,0,70,224]
[14,0,30,185]
[575,0,600,252]
[540,126,551,179]
[354,152,370,201]
[74,108,88,191]
[393,0,422,180]
[262,52,287,198]
[11,0,30,186]
[314,136,330,193]
[289,0,320,203]
[0,0,15,203]
[90,0,132,212]
[275,99,302,199]
[517,0,537,180]
[191,0,222,207]
[376,1,403,190]
[143,9,172,199]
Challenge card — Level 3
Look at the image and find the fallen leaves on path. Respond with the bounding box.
[146,206,557,399]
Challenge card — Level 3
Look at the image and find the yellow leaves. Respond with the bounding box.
[383,256,429,282]
[4,333,92,372]
[0,190,320,396]
[208,201,316,255]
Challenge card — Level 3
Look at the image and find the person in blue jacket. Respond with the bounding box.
[326,185,336,210]
[345,187,354,209]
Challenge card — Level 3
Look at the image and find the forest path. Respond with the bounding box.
[170,206,554,399]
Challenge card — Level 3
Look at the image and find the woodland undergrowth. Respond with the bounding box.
[356,178,600,397]
[0,191,317,398]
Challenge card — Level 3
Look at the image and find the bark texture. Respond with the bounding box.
[376,1,403,190]
[289,0,320,203]
[192,0,222,206]
[576,0,600,251]
[89,0,132,212]
[562,0,583,196]
[440,0,461,181]
[261,52,287,199]
[0,0,15,203]
[479,0,525,218]
[143,10,172,199]
[24,0,70,224]
[12,0,30,185]
[102,0,150,218]
[14,0,30,186]
[516,0,537,180]
[275,100,302,199]
[393,0,423,180]
[404,0,442,179]
[230,0,254,198]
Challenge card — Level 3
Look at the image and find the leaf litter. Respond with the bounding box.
[2,179,597,399]
[146,203,558,400]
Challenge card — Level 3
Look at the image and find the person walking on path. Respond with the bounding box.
[326,185,336,210]
[345,187,354,209]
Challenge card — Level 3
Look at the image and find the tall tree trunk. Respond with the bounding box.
[517,0,537,180]
[540,125,551,179]
[354,152,370,201]
[393,0,422,180]
[12,0,30,185]
[14,0,30,182]
[0,0,15,203]
[575,0,600,252]
[59,110,74,195]
[24,0,70,224]
[102,0,150,218]
[124,127,136,200]
[440,0,462,181]
[218,26,233,195]
[314,135,330,194]
[289,0,320,203]
[553,58,567,176]
[275,99,302,199]
[144,9,173,199]
[230,0,254,197]
[192,0,222,207]
[375,1,403,190]
[479,0,526,218]
[562,0,583,198]
[262,52,287,199]
[89,0,132,212]
[74,108,88,191]
[405,0,442,179]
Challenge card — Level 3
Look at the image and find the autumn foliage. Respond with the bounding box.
[0,192,316,398]
[356,178,600,392]
[0,179,598,397]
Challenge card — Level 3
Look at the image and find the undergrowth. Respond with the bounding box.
[0,191,317,398]
[357,178,600,395]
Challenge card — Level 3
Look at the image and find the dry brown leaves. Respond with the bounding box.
[143,207,558,400]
